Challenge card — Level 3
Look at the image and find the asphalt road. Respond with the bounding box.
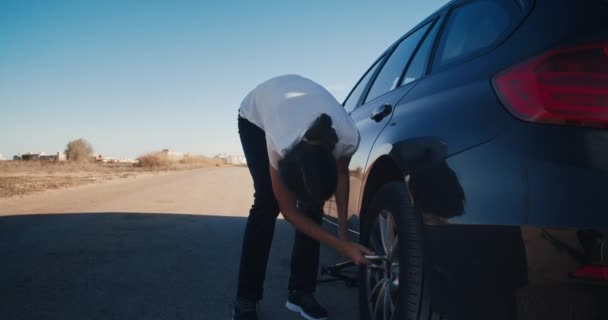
[0,213,359,320]
[0,168,360,319]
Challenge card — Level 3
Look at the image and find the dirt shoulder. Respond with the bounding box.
[0,160,227,199]
[0,166,253,216]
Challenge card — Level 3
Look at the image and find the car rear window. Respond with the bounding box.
[400,16,445,86]
[433,0,521,70]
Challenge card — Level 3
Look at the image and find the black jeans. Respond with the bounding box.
[236,116,323,300]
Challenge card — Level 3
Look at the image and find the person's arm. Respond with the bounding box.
[335,156,351,241]
[269,166,371,265]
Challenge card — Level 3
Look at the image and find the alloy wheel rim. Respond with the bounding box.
[367,210,400,320]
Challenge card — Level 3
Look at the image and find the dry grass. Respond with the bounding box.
[137,152,171,168]
[0,157,224,198]
[136,153,224,169]
[0,160,134,175]
[0,176,98,198]
[0,161,137,198]
[179,155,224,167]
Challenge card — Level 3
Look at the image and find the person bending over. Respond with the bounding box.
[234,75,371,320]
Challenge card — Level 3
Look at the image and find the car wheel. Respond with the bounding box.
[359,181,438,320]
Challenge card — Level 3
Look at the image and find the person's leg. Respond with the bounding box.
[288,201,324,293]
[285,202,328,320]
[236,116,280,301]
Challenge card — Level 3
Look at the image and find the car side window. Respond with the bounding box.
[400,16,444,86]
[433,0,519,69]
[343,57,383,112]
[364,23,431,103]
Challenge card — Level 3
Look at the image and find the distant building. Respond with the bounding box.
[93,154,137,164]
[15,153,40,161]
[0,154,5,161]
[215,153,247,165]
[13,152,66,161]
[93,154,112,163]
[116,158,138,164]
[40,152,67,161]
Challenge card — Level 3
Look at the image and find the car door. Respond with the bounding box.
[373,0,525,226]
[325,21,434,223]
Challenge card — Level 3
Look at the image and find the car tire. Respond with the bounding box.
[359,181,439,320]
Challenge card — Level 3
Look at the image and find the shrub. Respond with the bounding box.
[65,139,93,162]
[136,152,170,168]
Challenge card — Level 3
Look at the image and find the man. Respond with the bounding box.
[234,75,371,320]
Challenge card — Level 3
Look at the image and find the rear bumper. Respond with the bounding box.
[522,226,608,285]
[425,224,608,320]
[422,120,608,318]
[524,126,608,229]
[518,226,608,319]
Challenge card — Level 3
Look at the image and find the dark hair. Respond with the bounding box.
[278,114,338,205]
[303,113,338,150]
[278,142,338,204]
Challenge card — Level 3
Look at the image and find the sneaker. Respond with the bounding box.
[232,297,259,320]
[285,291,328,320]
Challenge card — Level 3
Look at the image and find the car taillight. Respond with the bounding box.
[571,265,608,281]
[493,42,608,128]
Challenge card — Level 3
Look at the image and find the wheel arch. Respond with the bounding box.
[359,136,460,225]
[359,155,407,224]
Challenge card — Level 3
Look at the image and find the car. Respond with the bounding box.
[323,0,608,319]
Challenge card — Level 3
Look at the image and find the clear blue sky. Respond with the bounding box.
[0,0,449,159]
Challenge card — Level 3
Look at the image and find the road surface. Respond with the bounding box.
[0,167,359,319]
[0,167,255,216]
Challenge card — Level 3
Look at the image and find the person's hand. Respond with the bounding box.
[338,240,373,265]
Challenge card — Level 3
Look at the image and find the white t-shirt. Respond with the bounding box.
[239,75,360,169]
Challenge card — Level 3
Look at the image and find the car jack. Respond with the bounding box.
[318,260,359,287]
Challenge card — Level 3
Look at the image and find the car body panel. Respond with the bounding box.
[344,87,404,217]
[326,0,608,318]
[332,0,608,229]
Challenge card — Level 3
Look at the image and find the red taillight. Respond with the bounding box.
[572,265,608,281]
[494,43,608,128]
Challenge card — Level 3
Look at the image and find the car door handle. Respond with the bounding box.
[371,104,393,122]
